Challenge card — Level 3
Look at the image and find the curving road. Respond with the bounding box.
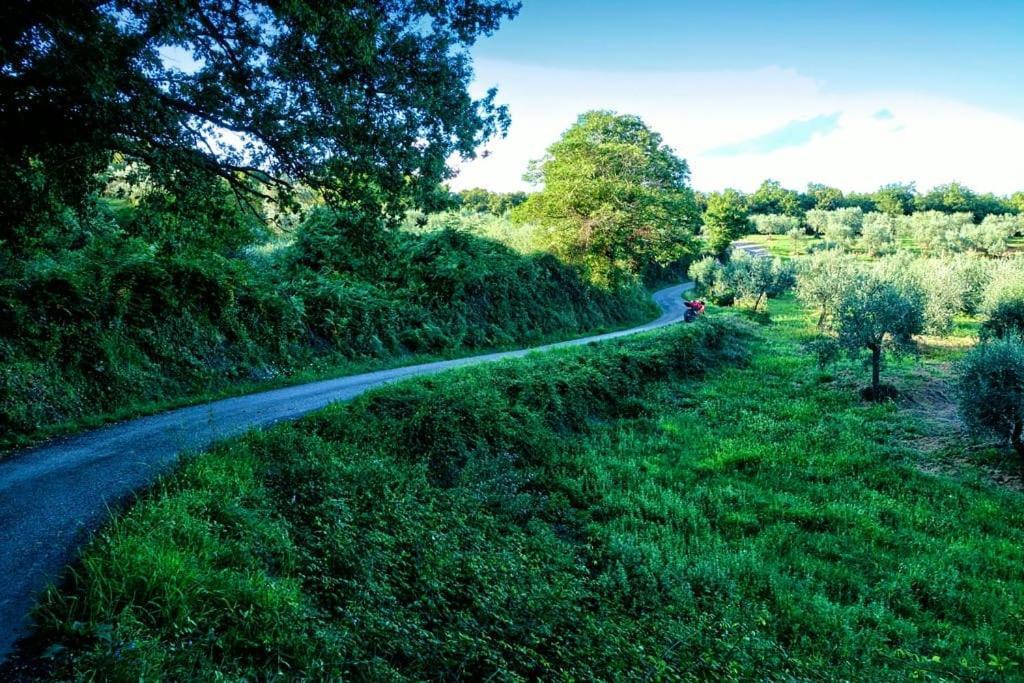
[0,281,695,658]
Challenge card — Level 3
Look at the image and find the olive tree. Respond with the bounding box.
[688,256,731,303]
[980,259,1024,338]
[858,212,898,256]
[824,208,865,248]
[962,215,1020,256]
[957,336,1024,458]
[751,213,800,236]
[795,251,858,328]
[828,270,925,399]
[688,250,794,311]
[907,211,974,254]
[727,251,796,312]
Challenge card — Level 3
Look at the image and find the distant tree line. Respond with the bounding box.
[696,180,1023,223]
[455,188,529,216]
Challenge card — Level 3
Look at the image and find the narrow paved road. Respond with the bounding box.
[0,281,694,658]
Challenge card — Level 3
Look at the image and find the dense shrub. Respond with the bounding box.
[957,335,1024,457]
[24,320,751,680]
[795,251,857,328]
[688,250,794,311]
[858,212,898,256]
[751,213,799,236]
[0,209,654,444]
[902,211,974,255]
[806,207,863,246]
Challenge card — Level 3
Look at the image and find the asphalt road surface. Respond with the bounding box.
[0,281,695,658]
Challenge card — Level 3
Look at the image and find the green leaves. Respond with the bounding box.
[702,189,750,258]
[513,111,699,285]
[957,335,1024,457]
[0,1,521,227]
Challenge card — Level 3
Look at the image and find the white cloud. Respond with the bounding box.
[451,60,1024,195]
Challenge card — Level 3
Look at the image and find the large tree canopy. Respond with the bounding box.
[513,111,699,284]
[0,0,520,231]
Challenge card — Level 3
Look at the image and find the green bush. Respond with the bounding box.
[689,251,794,311]
[858,212,898,256]
[25,319,751,680]
[957,335,1024,457]
[751,213,799,236]
[0,206,656,444]
[982,295,1024,340]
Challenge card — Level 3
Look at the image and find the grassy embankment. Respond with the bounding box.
[0,221,656,453]
[11,296,1024,681]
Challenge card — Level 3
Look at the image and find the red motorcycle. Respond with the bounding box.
[683,299,706,323]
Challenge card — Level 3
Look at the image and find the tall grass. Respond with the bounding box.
[0,216,653,449]
[12,304,1024,680]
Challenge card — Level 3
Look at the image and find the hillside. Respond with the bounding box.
[7,301,1023,680]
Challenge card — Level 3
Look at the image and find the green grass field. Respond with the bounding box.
[737,233,816,258]
[11,298,1024,681]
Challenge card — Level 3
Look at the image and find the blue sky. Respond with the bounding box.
[452,0,1024,193]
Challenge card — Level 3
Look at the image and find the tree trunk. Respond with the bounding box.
[817,308,827,329]
[754,291,765,312]
[1012,418,1024,459]
[870,344,881,395]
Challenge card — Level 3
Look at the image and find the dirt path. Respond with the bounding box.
[0,281,694,658]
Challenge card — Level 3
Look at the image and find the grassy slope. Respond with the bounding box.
[1,223,658,454]
[0,304,654,456]
[9,302,1024,681]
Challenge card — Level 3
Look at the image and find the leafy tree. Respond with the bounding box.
[795,251,857,328]
[0,0,520,238]
[858,212,898,256]
[748,180,802,216]
[915,183,1010,222]
[839,192,878,213]
[702,190,751,257]
[804,183,844,211]
[513,111,699,284]
[829,271,925,399]
[957,336,1024,458]
[906,211,974,255]
[488,192,528,216]
[751,214,800,236]
[872,183,916,216]
[458,188,527,215]
[458,188,496,214]
[916,183,976,215]
[805,208,863,247]
[690,250,793,311]
[963,215,1019,256]
[1009,191,1024,215]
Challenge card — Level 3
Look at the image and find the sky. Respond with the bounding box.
[449,0,1024,195]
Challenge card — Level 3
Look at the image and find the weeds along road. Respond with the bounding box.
[0,281,695,659]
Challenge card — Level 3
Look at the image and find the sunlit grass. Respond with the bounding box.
[14,298,1024,681]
